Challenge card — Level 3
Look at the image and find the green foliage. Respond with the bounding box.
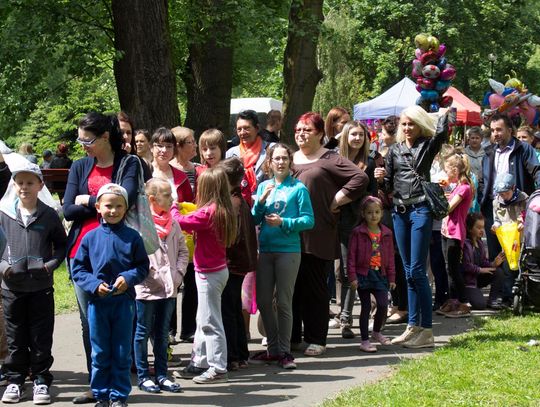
[0,0,116,151]
[314,0,540,116]
[324,313,540,406]
[11,72,119,159]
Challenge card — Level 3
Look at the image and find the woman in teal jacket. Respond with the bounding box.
[250,144,314,369]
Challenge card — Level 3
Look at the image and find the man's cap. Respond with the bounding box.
[42,149,53,158]
[494,172,515,193]
[96,183,128,206]
[11,161,43,182]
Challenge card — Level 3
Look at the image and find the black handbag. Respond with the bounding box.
[420,179,449,220]
[403,146,449,221]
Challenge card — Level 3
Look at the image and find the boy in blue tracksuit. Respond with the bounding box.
[71,183,149,407]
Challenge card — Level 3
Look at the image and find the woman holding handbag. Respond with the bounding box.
[375,105,448,349]
[63,112,143,404]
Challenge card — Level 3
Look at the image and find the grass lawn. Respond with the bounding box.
[324,313,540,407]
[54,262,78,314]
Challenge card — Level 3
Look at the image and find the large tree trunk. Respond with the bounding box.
[281,0,324,145]
[182,0,234,139]
[112,0,180,131]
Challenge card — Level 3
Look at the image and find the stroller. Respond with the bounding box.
[513,189,540,315]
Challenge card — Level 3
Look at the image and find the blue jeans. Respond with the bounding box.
[134,298,175,383]
[393,203,433,328]
[88,294,134,403]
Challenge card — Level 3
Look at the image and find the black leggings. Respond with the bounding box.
[442,237,466,303]
[358,289,388,341]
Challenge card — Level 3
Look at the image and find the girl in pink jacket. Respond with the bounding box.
[348,196,396,352]
[171,167,238,384]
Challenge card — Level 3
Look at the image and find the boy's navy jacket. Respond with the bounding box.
[0,199,66,292]
[71,220,149,299]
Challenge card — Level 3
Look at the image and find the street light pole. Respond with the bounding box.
[488,53,497,78]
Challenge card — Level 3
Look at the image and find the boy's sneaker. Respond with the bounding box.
[249,351,280,365]
[192,368,228,384]
[1,384,22,403]
[278,353,296,370]
[110,401,128,407]
[93,401,109,407]
[175,364,206,379]
[32,382,50,405]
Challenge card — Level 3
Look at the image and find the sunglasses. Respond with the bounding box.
[76,137,98,147]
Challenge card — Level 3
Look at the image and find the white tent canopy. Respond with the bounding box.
[230,98,283,114]
[353,77,419,120]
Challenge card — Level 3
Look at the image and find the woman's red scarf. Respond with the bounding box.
[239,136,262,193]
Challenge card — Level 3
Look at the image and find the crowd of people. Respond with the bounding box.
[0,105,538,406]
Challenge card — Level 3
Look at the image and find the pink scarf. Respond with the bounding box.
[152,207,173,239]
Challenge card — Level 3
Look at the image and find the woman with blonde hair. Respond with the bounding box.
[375,105,449,349]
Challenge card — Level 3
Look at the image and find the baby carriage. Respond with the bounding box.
[513,189,540,315]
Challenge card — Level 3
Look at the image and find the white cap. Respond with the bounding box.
[96,183,128,206]
[11,161,43,182]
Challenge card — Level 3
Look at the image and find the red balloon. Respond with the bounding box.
[439,95,453,108]
[420,51,438,66]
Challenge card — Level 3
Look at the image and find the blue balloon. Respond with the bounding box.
[435,80,451,91]
[421,89,439,101]
[437,57,447,69]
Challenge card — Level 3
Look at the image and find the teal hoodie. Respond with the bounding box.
[252,174,314,253]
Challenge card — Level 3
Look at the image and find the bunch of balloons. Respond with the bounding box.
[483,76,540,125]
[411,33,456,112]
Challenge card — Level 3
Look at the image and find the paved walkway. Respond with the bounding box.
[14,304,488,406]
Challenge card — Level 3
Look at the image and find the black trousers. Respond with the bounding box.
[292,254,331,346]
[442,237,466,303]
[221,274,249,363]
[2,288,54,386]
[180,263,198,340]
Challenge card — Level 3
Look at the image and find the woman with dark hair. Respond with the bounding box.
[134,129,152,166]
[118,111,135,154]
[324,107,350,149]
[151,128,193,204]
[291,112,368,356]
[63,111,143,404]
[226,109,274,191]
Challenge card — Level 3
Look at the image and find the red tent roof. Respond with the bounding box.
[444,87,482,126]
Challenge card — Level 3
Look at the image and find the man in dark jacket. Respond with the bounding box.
[479,113,540,259]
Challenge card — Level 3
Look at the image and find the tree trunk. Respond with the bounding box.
[182,0,234,139]
[111,0,180,131]
[281,0,324,145]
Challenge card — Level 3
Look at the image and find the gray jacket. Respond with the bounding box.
[0,199,66,292]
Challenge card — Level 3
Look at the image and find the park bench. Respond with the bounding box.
[41,168,70,200]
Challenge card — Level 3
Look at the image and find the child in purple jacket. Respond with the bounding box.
[462,213,506,309]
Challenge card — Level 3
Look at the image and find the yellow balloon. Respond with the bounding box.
[427,35,440,52]
[415,33,429,51]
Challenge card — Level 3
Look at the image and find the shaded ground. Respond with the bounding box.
[17,303,492,406]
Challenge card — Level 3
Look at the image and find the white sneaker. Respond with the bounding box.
[2,384,22,403]
[328,318,340,329]
[32,382,51,405]
[391,325,421,344]
[403,328,434,348]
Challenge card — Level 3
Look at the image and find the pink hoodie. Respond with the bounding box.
[171,203,227,273]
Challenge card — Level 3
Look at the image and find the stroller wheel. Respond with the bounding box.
[513,294,523,316]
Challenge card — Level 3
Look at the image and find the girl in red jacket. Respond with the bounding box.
[348,196,396,352]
